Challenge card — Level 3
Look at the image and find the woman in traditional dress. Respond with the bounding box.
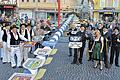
[91,29,104,70]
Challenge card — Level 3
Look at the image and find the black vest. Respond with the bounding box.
[76,31,86,43]
[2,30,7,42]
[20,29,28,39]
[10,32,21,45]
[27,29,33,40]
[112,34,119,47]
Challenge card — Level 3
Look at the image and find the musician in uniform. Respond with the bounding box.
[110,27,120,67]
[26,24,34,53]
[7,25,28,68]
[1,25,11,63]
[19,23,30,61]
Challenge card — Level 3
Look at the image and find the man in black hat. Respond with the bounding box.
[7,25,28,68]
[19,23,30,62]
[110,27,120,67]
[0,25,11,63]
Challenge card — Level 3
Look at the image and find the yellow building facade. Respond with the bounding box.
[17,0,77,22]
[93,0,120,21]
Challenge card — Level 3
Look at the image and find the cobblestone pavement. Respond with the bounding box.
[0,51,34,80]
[42,37,120,80]
[0,37,120,80]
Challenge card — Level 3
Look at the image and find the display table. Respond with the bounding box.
[22,41,36,48]
[8,73,35,80]
[42,41,57,49]
[32,36,44,42]
[23,58,45,74]
[34,48,52,56]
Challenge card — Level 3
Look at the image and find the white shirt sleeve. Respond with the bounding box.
[117,39,120,42]
[18,32,28,41]
[7,33,11,48]
[32,29,34,37]
[0,30,4,42]
[100,37,104,42]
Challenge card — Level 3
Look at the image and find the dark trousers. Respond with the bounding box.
[89,52,93,60]
[73,49,78,63]
[103,48,109,67]
[88,41,94,60]
[69,48,72,56]
[78,43,85,62]
[110,46,119,65]
[35,42,44,50]
[72,43,85,63]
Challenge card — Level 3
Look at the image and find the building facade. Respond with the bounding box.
[0,0,17,16]
[17,0,77,23]
[93,0,120,21]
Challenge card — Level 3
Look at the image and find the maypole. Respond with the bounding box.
[58,0,61,28]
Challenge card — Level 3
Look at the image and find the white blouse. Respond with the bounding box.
[95,36,104,42]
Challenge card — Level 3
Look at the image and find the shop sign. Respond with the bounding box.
[4,6,13,8]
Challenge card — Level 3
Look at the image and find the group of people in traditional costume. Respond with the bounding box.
[0,19,52,68]
[68,21,120,70]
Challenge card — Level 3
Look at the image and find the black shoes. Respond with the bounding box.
[68,55,72,57]
[71,62,76,64]
[93,65,103,71]
[0,58,2,60]
[93,65,98,68]
[12,66,23,69]
[80,62,83,64]
[88,59,91,61]
[110,63,120,67]
[99,68,103,71]
[71,61,82,65]
[76,61,80,65]
[3,62,7,64]
[18,66,23,68]
[12,66,16,69]
[115,64,120,67]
